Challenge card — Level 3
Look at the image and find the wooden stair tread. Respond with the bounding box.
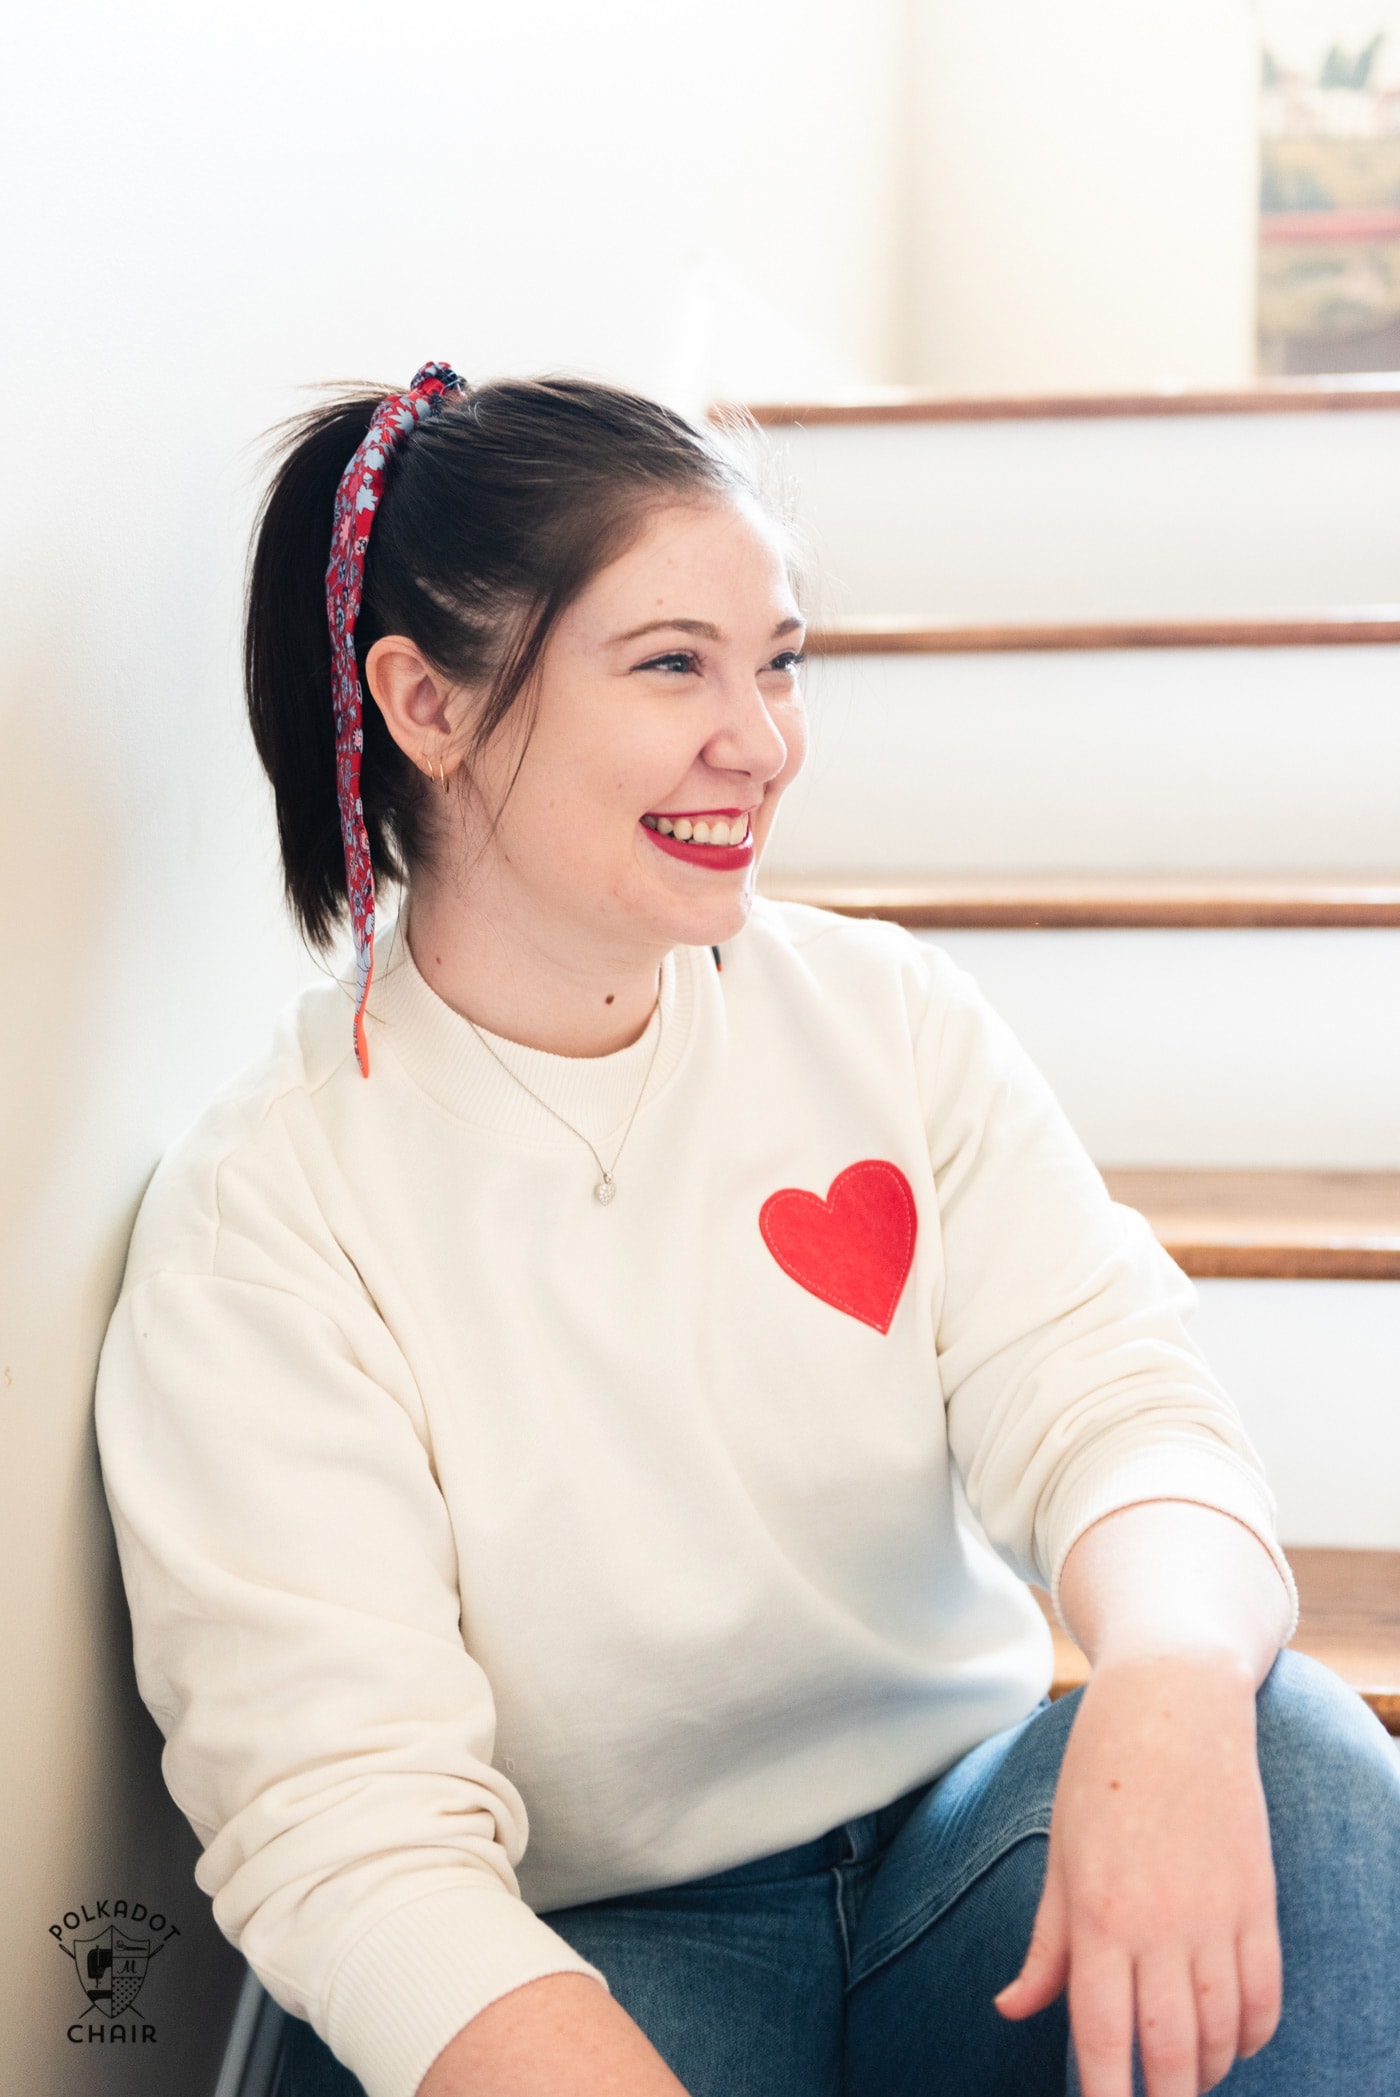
[1101,1170,1400,1280]
[1036,1547,1400,1735]
[732,379,1400,427]
[761,875,1400,930]
[808,612,1400,655]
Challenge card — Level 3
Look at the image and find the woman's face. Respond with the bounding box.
[458,496,808,956]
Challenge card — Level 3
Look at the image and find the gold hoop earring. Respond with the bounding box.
[436,754,450,796]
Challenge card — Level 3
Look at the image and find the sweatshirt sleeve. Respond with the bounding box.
[913,944,1297,1620]
[96,1261,603,2097]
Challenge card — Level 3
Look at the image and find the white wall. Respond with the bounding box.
[902,0,1260,391]
[682,0,909,403]
[0,4,906,2089]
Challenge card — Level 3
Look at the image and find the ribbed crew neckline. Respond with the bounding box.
[364,921,701,1140]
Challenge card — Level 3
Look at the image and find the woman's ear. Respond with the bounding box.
[364,636,466,778]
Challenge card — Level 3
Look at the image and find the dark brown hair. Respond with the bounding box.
[244,376,761,947]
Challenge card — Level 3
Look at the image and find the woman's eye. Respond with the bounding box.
[636,651,700,676]
[768,649,807,674]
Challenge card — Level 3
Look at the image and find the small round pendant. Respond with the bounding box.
[594,1177,616,1206]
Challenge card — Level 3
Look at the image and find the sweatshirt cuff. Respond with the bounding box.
[1043,1442,1299,1638]
[323,1883,607,2097]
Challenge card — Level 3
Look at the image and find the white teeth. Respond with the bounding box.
[646,813,751,846]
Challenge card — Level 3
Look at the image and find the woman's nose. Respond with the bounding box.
[702,679,794,784]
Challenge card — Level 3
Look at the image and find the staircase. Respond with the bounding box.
[737,380,1400,1730]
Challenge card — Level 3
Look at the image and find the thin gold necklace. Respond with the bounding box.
[465,991,664,1206]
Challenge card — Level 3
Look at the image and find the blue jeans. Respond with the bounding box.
[278,1652,1400,2096]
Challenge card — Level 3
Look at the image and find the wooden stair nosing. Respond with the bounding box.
[728,379,1400,428]
[1149,1244,1400,1281]
[1100,1170,1400,1284]
[808,614,1400,656]
[760,880,1400,931]
[1036,1547,1400,1735]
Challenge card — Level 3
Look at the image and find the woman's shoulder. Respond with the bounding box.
[121,973,360,1288]
[738,895,969,1018]
[736,898,1034,1115]
[740,894,902,968]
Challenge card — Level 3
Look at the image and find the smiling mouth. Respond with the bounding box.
[641,810,752,848]
[640,808,756,870]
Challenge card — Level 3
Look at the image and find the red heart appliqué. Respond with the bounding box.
[759,1160,918,1335]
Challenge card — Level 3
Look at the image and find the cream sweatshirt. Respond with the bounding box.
[95,901,1291,2097]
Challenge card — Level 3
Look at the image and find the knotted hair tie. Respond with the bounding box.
[326,360,468,1076]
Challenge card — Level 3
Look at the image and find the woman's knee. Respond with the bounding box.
[1255,1649,1400,1894]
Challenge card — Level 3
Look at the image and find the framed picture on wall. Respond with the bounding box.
[1259,2,1400,370]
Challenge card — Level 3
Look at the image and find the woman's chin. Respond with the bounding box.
[618,837,762,946]
[640,876,757,952]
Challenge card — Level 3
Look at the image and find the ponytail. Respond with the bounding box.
[245,390,425,952]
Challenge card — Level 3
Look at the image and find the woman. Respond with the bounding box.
[96,365,1400,2097]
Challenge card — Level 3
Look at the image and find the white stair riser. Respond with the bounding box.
[1190,1282,1400,1551]
[764,649,1400,875]
[922,928,1400,1169]
[771,412,1400,621]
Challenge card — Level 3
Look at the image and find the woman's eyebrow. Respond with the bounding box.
[612,615,806,644]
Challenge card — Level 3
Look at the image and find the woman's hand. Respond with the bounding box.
[995,1653,1280,2095]
[995,1501,1293,2096]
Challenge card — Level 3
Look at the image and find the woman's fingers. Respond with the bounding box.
[1059,1937,1272,2097]
[1191,1944,1241,2090]
[1135,1953,1200,2097]
[1236,1920,1283,2058]
[994,1861,1069,2020]
[1067,1944,1136,2097]
[1015,1899,1277,2092]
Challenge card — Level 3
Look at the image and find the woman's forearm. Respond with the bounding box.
[417,1974,689,2097]
[1057,1499,1293,1685]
